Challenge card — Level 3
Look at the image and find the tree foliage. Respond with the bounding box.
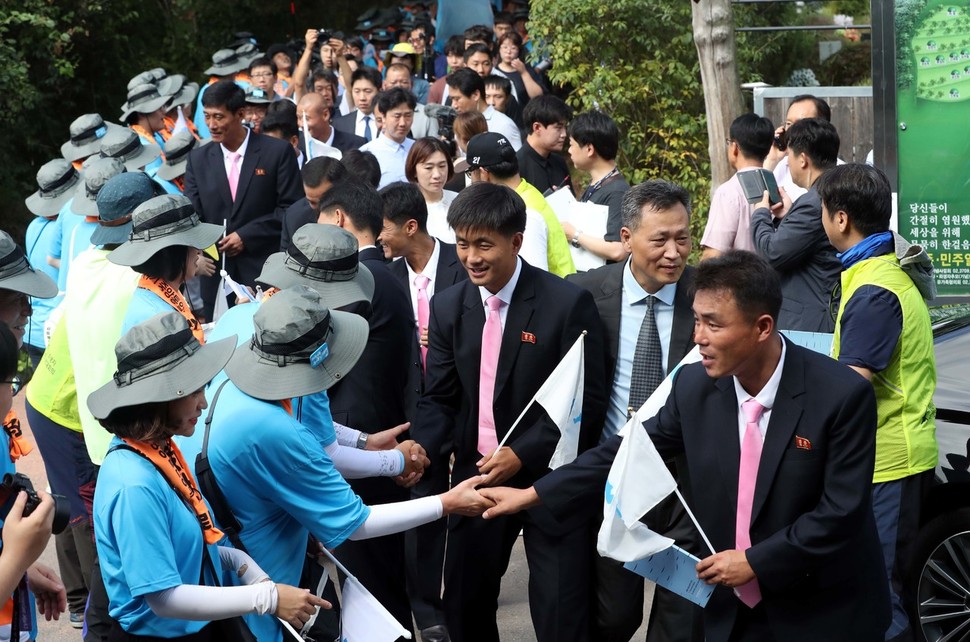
[528,0,712,241]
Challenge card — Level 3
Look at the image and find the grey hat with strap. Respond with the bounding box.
[0,231,57,299]
[99,128,161,171]
[156,130,210,182]
[225,285,369,400]
[87,311,236,420]
[120,83,171,122]
[108,194,223,266]
[25,159,81,217]
[204,48,250,76]
[257,224,375,310]
[61,114,125,162]
[72,157,127,219]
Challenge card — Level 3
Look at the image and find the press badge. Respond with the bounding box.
[310,343,330,368]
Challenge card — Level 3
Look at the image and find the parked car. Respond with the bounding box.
[910,304,970,642]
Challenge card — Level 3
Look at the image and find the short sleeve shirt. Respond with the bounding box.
[587,174,630,242]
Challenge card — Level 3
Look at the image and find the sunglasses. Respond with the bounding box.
[3,376,21,397]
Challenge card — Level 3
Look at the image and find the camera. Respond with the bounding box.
[0,473,70,535]
[774,128,788,152]
[534,58,553,73]
[318,30,333,42]
[424,103,458,144]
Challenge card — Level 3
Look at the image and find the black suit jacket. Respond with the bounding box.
[535,341,890,642]
[184,131,302,315]
[412,261,609,528]
[328,246,413,502]
[332,111,365,138]
[388,241,468,422]
[280,198,314,253]
[567,262,696,383]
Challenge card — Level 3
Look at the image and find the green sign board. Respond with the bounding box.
[896,0,970,294]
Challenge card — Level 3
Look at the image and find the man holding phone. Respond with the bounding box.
[701,113,775,260]
[764,95,834,201]
[750,118,842,333]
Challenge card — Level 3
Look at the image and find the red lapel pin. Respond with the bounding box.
[521,331,536,344]
[255,168,266,176]
[794,436,812,451]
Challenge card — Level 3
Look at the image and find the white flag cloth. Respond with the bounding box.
[340,575,412,641]
[539,334,585,469]
[302,109,342,160]
[598,346,702,561]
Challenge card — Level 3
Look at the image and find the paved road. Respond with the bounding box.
[16,395,651,641]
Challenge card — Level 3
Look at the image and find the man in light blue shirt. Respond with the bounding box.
[566,180,704,642]
[360,88,416,188]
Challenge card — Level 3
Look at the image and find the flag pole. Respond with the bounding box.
[673,487,716,556]
[302,110,311,160]
[493,331,586,451]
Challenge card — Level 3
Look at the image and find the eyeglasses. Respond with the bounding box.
[409,34,426,44]
[250,72,275,78]
[725,138,735,147]
[4,376,22,397]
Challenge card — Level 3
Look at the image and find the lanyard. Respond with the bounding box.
[581,167,620,202]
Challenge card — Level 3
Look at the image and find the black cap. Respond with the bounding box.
[465,132,516,170]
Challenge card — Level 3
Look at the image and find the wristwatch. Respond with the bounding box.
[356,432,369,450]
[571,231,582,248]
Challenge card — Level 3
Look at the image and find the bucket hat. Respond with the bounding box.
[244,87,273,105]
[120,83,170,122]
[257,224,374,309]
[99,128,162,171]
[156,130,209,182]
[235,43,262,66]
[158,74,200,109]
[87,311,235,420]
[224,285,369,400]
[25,160,80,217]
[109,194,223,266]
[0,232,57,298]
[91,173,155,246]
[204,49,249,77]
[72,157,126,218]
[61,114,124,162]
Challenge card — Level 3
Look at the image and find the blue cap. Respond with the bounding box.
[90,172,155,246]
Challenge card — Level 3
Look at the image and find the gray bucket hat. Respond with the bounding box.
[224,285,369,400]
[159,74,200,109]
[120,83,170,122]
[257,224,374,309]
[72,157,126,218]
[156,130,209,182]
[100,128,161,171]
[235,43,262,65]
[25,159,81,217]
[109,194,223,266]
[87,311,235,420]
[0,231,58,299]
[60,114,125,162]
[91,173,155,246]
[204,48,249,76]
[244,87,273,105]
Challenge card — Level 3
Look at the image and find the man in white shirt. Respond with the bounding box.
[360,88,416,188]
[446,67,522,150]
[332,66,383,142]
[764,95,838,202]
[383,63,439,138]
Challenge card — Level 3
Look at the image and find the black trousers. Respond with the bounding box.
[443,509,591,642]
[405,460,450,630]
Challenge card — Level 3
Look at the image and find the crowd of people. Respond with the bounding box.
[0,3,940,642]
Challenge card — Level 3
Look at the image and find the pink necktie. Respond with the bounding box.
[477,295,504,456]
[227,152,241,201]
[735,398,765,607]
[414,274,431,371]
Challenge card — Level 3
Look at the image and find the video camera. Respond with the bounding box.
[424,103,458,145]
[0,473,70,535]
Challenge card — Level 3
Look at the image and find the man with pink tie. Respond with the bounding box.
[409,181,609,642]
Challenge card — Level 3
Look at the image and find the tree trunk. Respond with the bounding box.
[692,0,745,192]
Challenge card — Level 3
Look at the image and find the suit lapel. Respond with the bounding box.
[597,265,623,376]
[460,282,486,392]
[209,144,233,210]
[751,343,804,523]
[494,264,536,400]
[231,134,260,217]
[714,377,741,510]
[437,243,466,287]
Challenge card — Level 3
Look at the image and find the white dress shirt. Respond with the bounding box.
[482,105,522,151]
[221,128,251,178]
[425,191,458,243]
[355,110,377,140]
[360,135,414,188]
[405,237,441,322]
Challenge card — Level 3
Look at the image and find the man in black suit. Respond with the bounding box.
[280,157,349,252]
[332,67,383,142]
[296,91,366,155]
[315,179,416,634]
[481,251,890,642]
[411,182,609,642]
[378,182,468,642]
[183,80,303,317]
[567,180,702,642]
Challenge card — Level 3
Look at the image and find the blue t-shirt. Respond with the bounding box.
[50,202,92,293]
[94,438,223,637]
[206,302,338,448]
[24,217,61,349]
[181,382,369,642]
[121,287,173,336]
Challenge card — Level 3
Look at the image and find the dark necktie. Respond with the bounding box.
[362,115,372,142]
[628,296,665,412]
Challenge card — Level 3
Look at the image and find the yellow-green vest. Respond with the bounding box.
[832,253,937,483]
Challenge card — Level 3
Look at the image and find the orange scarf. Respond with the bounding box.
[130,124,164,153]
[138,275,205,344]
[3,411,32,462]
[163,116,200,141]
[122,437,224,545]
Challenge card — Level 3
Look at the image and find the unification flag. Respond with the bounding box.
[341,575,412,641]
